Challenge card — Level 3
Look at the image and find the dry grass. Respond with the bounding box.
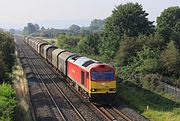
[12,50,31,121]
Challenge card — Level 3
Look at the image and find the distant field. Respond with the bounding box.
[35,37,58,45]
[117,82,180,121]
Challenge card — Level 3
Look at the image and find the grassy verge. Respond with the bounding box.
[12,50,31,121]
[117,81,180,121]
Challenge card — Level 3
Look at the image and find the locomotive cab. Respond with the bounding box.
[88,64,116,102]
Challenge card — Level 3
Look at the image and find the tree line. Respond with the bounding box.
[0,32,15,82]
[55,3,180,91]
[0,32,16,121]
[22,19,104,37]
[23,3,180,91]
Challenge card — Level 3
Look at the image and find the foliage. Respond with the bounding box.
[100,2,154,61]
[31,27,73,38]
[117,82,180,121]
[137,34,166,50]
[161,41,180,76]
[115,36,141,65]
[89,19,105,32]
[117,45,161,87]
[0,51,6,81]
[78,33,100,55]
[0,83,16,121]
[134,46,161,74]
[157,6,180,47]
[69,24,81,34]
[80,27,91,35]
[34,24,40,31]
[142,74,163,91]
[57,34,81,51]
[23,23,40,35]
[0,32,15,82]
[9,29,15,35]
[80,19,104,35]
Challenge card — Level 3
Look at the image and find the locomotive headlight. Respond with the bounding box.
[109,88,116,91]
[91,89,96,92]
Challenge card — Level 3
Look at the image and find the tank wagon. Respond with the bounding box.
[25,37,116,102]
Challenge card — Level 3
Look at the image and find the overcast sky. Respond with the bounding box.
[0,0,179,30]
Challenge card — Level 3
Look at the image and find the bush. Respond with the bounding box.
[57,34,81,51]
[115,36,141,66]
[0,83,16,121]
[0,32,15,82]
[78,33,100,55]
[142,74,163,91]
[161,41,180,76]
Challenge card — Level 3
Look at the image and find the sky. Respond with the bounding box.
[0,0,179,30]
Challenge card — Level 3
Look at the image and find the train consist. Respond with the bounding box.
[25,37,116,102]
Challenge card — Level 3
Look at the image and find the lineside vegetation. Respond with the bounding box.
[23,2,180,121]
[0,31,16,121]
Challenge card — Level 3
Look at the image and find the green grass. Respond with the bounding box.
[0,83,16,121]
[117,81,180,121]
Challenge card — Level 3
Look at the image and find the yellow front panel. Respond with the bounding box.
[89,81,116,94]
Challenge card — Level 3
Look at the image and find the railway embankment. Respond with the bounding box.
[117,81,180,121]
[12,40,34,121]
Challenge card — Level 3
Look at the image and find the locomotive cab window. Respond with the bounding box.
[104,72,114,80]
[92,72,103,80]
[86,72,89,79]
[81,71,85,85]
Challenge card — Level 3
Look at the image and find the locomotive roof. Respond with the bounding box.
[69,56,98,69]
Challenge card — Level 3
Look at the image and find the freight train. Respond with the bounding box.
[25,36,116,102]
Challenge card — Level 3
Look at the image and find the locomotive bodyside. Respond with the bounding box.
[67,56,116,101]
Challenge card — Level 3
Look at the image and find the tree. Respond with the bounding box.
[69,24,81,34]
[0,51,6,81]
[78,33,100,55]
[0,32,15,82]
[41,26,45,31]
[9,29,15,34]
[80,27,91,35]
[137,34,165,50]
[57,34,80,51]
[115,36,141,65]
[0,32,15,72]
[100,2,154,61]
[23,23,39,35]
[135,46,160,74]
[89,19,105,32]
[161,41,180,76]
[34,24,40,31]
[157,6,180,47]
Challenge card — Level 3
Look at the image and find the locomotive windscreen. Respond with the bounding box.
[104,72,114,80]
[92,72,103,80]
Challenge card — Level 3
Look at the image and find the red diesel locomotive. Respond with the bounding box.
[25,37,116,102]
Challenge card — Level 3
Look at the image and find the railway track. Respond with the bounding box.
[22,48,86,121]
[35,51,145,121]
[33,59,86,121]
[16,36,104,121]
[15,35,149,121]
[19,47,66,121]
[90,103,132,121]
[16,38,62,121]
